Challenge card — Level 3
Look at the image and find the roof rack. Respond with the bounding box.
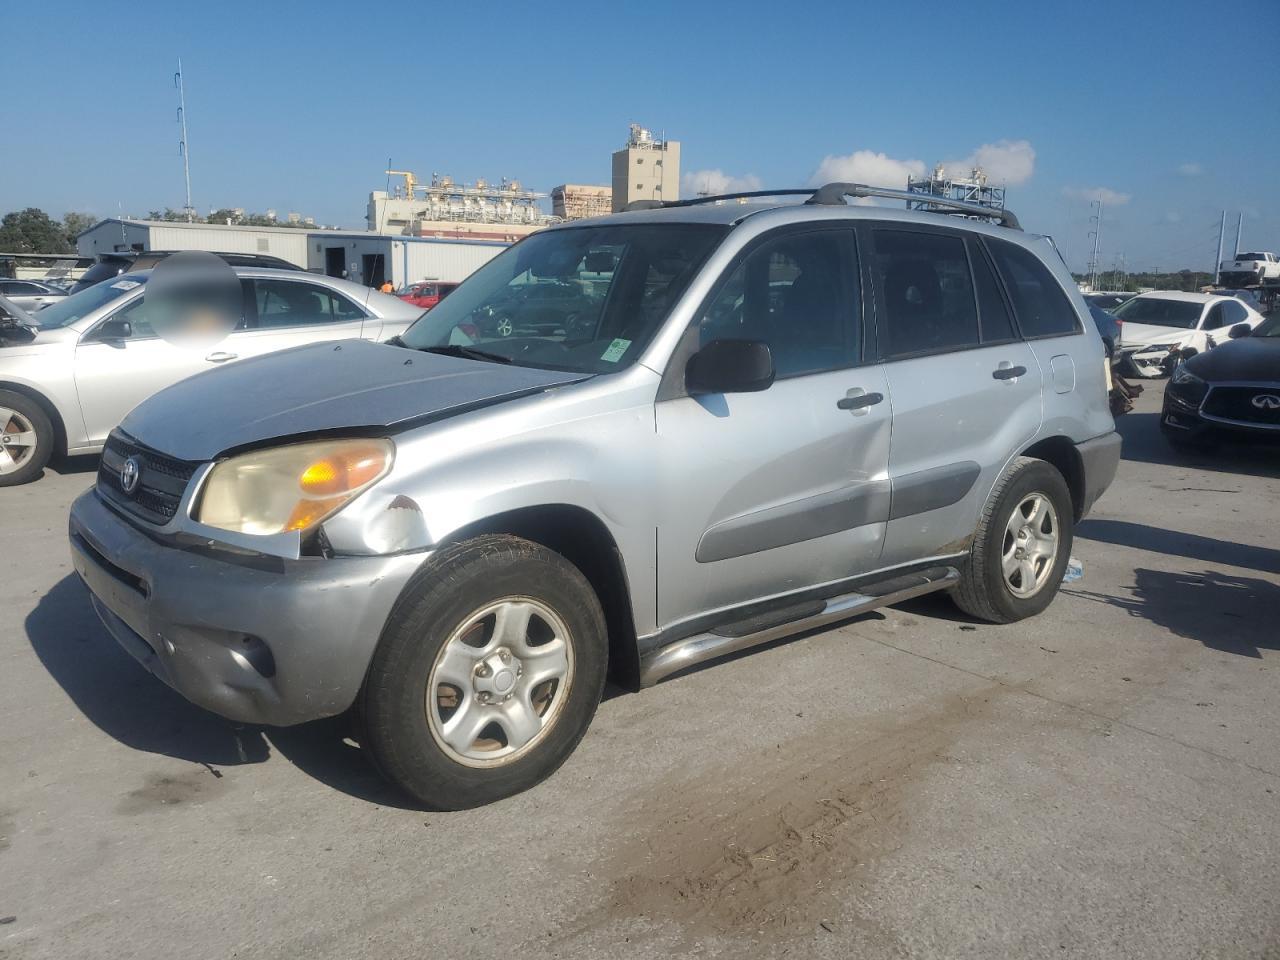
[624,183,1021,230]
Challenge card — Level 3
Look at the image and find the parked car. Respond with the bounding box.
[1088,304,1121,357]
[472,279,603,338]
[69,185,1120,809]
[1218,251,1280,289]
[0,268,422,485]
[397,280,459,311]
[1084,292,1136,312]
[70,251,302,294]
[1211,288,1267,313]
[0,279,68,312]
[1113,291,1266,377]
[1162,313,1280,449]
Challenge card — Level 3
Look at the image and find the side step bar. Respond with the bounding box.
[638,566,961,687]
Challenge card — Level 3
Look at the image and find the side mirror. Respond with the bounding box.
[96,318,132,340]
[686,339,775,395]
[1228,323,1252,339]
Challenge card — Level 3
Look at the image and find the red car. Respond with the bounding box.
[397,280,459,311]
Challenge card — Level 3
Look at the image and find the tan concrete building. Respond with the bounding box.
[611,124,680,212]
[551,184,613,221]
[368,172,554,241]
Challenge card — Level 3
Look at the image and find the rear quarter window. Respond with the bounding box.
[985,238,1080,339]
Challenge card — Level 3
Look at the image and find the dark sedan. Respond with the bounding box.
[1162,315,1280,449]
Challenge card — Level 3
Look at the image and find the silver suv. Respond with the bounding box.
[68,184,1121,809]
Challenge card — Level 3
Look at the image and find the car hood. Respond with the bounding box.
[1186,335,1280,382]
[119,339,587,461]
[1120,322,1195,349]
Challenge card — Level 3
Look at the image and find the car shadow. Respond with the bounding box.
[1116,411,1280,478]
[25,575,419,808]
[1065,567,1280,659]
[1077,518,1280,576]
[49,454,99,477]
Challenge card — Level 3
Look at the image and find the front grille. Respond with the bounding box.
[1202,386,1280,427]
[97,431,200,525]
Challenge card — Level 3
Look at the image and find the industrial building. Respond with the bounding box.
[906,164,1006,214]
[76,218,507,290]
[551,184,613,221]
[611,124,680,212]
[367,171,554,241]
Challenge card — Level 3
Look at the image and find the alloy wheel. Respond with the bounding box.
[0,406,38,476]
[1001,492,1059,598]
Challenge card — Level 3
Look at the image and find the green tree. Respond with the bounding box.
[61,211,98,242]
[0,208,74,254]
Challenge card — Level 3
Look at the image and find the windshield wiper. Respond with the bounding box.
[417,344,514,364]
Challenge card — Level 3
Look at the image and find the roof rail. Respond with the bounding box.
[623,183,1021,230]
[624,189,816,213]
[806,182,1021,230]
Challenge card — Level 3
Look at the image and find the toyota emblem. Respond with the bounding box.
[1251,394,1280,411]
[120,456,142,495]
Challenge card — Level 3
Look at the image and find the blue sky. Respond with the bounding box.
[3,0,1275,272]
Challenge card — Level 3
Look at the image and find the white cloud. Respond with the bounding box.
[808,150,925,188]
[941,139,1037,186]
[1177,162,1202,176]
[1062,185,1132,206]
[680,169,762,198]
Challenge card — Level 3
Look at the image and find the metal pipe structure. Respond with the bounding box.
[1235,212,1243,259]
[1214,210,1226,284]
[175,59,194,223]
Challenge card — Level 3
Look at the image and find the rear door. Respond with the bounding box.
[867,225,1042,569]
[655,225,892,628]
[219,277,370,362]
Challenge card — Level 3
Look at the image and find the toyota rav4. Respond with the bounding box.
[68,184,1121,809]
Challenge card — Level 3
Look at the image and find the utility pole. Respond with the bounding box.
[1213,209,1226,285]
[1234,211,1243,258]
[1087,199,1103,290]
[175,59,194,223]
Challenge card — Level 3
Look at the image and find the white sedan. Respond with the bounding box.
[0,268,424,485]
[1114,291,1266,377]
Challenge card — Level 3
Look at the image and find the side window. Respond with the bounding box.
[985,238,1080,338]
[968,238,1017,343]
[698,229,858,379]
[3,282,43,295]
[1224,300,1249,325]
[105,296,157,339]
[253,279,364,329]
[1201,304,1225,331]
[872,229,979,358]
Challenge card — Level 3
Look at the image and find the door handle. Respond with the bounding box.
[992,365,1026,381]
[837,391,884,411]
[205,351,238,363]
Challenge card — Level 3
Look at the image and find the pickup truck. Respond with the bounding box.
[1219,251,1280,288]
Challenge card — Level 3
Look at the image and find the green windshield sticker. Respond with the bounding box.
[600,338,631,363]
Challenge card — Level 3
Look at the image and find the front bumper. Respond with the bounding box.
[69,489,426,726]
[1162,382,1280,442]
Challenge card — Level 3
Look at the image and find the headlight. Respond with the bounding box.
[1170,364,1204,387]
[194,438,393,535]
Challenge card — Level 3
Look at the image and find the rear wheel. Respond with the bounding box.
[0,390,53,487]
[951,457,1074,624]
[359,534,607,810]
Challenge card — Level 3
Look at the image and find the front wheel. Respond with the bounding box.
[951,457,1074,624]
[359,534,607,810]
[0,389,54,487]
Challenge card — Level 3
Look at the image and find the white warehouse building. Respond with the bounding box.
[77,219,509,289]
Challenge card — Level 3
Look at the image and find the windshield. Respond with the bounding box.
[399,223,727,373]
[29,274,143,328]
[1112,296,1203,329]
[1237,253,1266,261]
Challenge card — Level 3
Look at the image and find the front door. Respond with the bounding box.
[655,226,891,631]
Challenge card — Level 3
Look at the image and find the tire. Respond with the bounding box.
[0,389,54,487]
[359,534,607,810]
[951,457,1074,624]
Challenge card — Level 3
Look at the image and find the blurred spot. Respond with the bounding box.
[147,251,241,348]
